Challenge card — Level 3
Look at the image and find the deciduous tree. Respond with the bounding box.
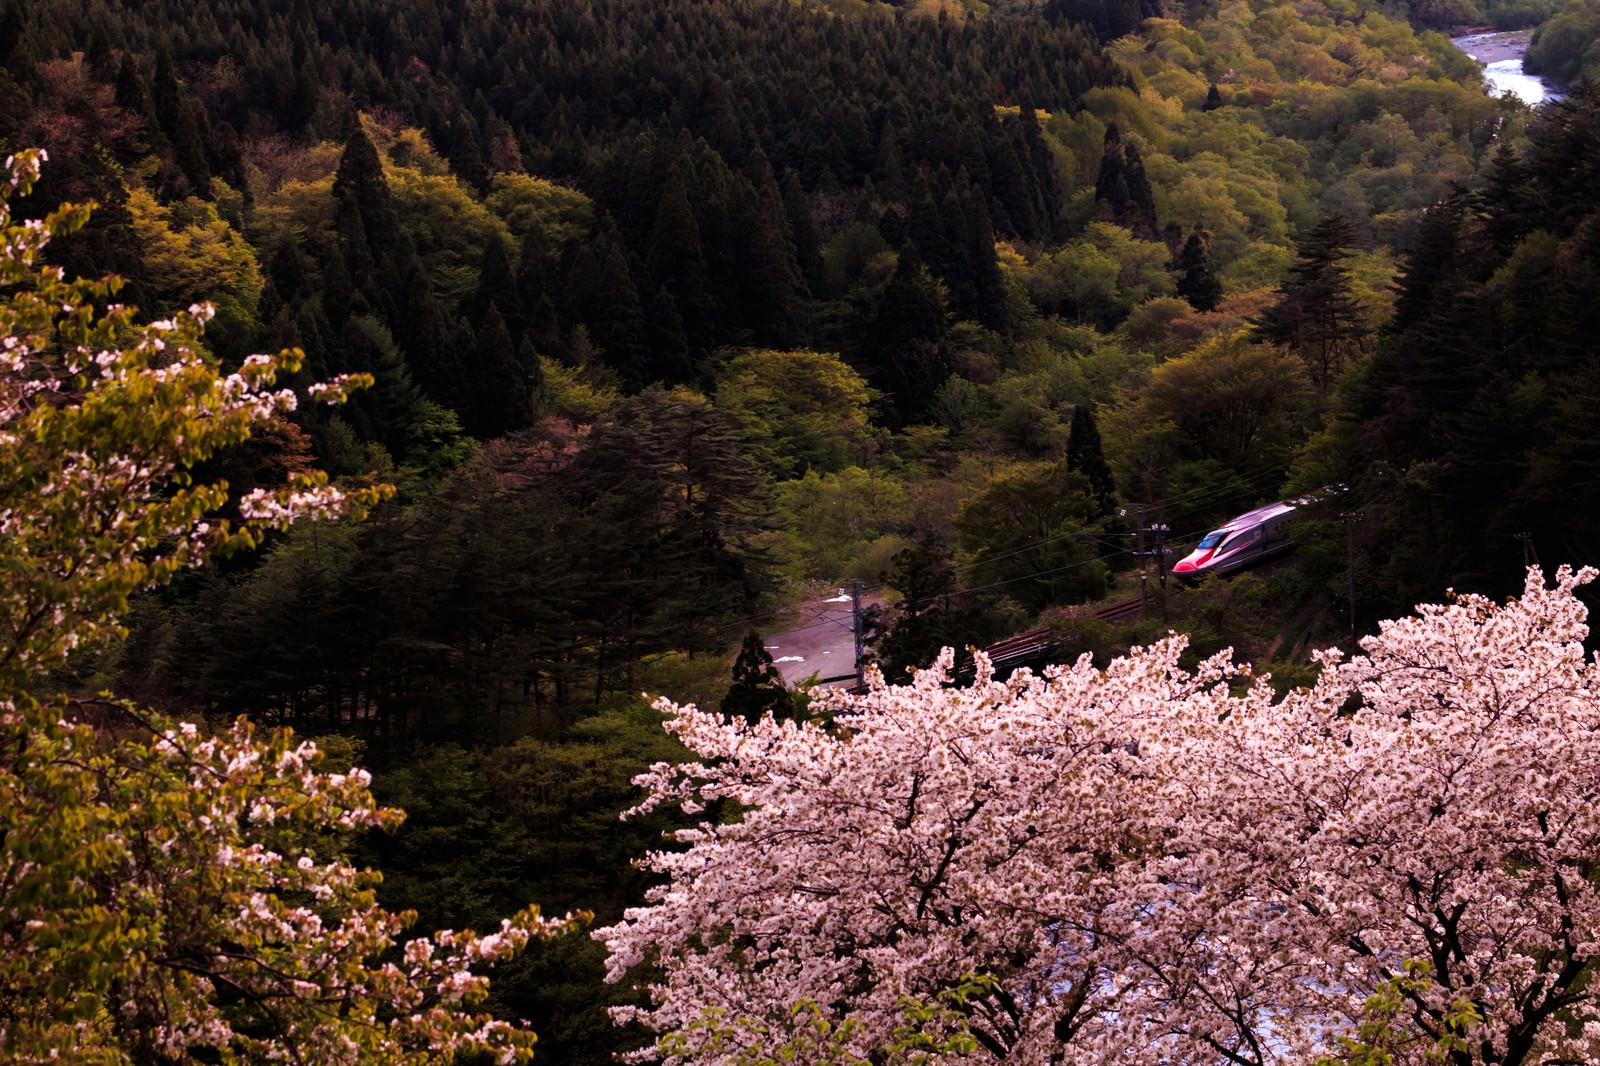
[0,149,573,1063]
[601,565,1600,1066]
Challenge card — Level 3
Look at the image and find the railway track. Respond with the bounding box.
[980,593,1146,672]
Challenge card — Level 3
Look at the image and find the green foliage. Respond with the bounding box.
[772,467,910,583]
[0,150,578,1065]
[866,532,1015,680]
[0,152,382,687]
[125,185,262,360]
[657,976,994,1066]
[1252,213,1374,392]
[714,348,875,479]
[1526,1,1600,80]
[1066,402,1118,513]
[1316,962,1482,1066]
[1019,222,1175,328]
[361,704,695,1065]
[538,354,620,419]
[954,462,1109,613]
[1102,330,1315,515]
[484,172,595,248]
[1175,225,1223,312]
[0,0,1574,1052]
[1303,83,1600,617]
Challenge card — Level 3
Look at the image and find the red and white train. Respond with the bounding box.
[1170,499,1298,581]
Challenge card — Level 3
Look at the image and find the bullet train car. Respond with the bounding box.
[1171,499,1298,581]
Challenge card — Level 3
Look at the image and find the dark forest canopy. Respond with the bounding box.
[1,0,1128,395]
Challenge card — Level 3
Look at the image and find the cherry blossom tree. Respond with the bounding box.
[1,149,578,1063]
[600,565,1600,1065]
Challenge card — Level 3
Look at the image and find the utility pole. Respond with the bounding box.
[1152,523,1170,589]
[1151,522,1170,624]
[1136,506,1148,606]
[851,579,864,689]
[1342,511,1361,648]
[1515,531,1540,571]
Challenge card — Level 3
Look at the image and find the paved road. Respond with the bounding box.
[763,589,868,688]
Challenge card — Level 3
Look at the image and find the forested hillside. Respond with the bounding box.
[5,0,1600,1058]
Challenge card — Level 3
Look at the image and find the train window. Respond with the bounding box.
[1198,530,1227,549]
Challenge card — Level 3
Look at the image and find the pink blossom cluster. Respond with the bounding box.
[0,147,387,678]
[0,707,580,1063]
[3,149,554,1064]
[600,566,1600,1064]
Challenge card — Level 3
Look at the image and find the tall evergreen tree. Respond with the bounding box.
[781,169,825,292]
[565,218,650,387]
[332,125,397,252]
[857,246,952,426]
[1253,214,1369,394]
[646,162,714,350]
[462,303,532,439]
[721,633,795,724]
[342,313,426,455]
[151,46,182,141]
[114,55,158,136]
[1175,226,1223,312]
[1481,139,1532,256]
[1018,105,1065,241]
[1094,124,1158,238]
[969,195,1011,333]
[737,152,810,347]
[1066,404,1116,515]
[172,101,213,198]
[465,230,523,344]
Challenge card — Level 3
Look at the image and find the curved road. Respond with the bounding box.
[764,589,873,688]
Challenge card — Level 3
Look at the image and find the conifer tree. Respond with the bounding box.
[448,110,490,193]
[782,169,825,291]
[463,303,532,439]
[1094,124,1158,238]
[114,54,158,136]
[721,632,795,724]
[343,313,425,453]
[1175,226,1222,312]
[909,171,956,296]
[0,0,28,69]
[151,45,182,141]
[1018,104,1065,241]
[516,220,559,346]
[466,230,523,344]
[737,152,809,348]
[1066,403,1117,514]
[647,163,714,349]
[565,218,650,387]
[969,195,1011,333]
[646,286,691,380]
[853,245,951,426]
[1253,214,1369,394]
[172,100,213,197]
[1482,139,1532,255]
[333,124,397,254]
[871,122,906,197]
[398,265,461,408]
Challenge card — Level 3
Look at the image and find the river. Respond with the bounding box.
[1450,30,1562,105]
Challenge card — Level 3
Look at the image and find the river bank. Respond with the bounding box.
[1451,28,1559,104]
[1451,29,1533,64]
